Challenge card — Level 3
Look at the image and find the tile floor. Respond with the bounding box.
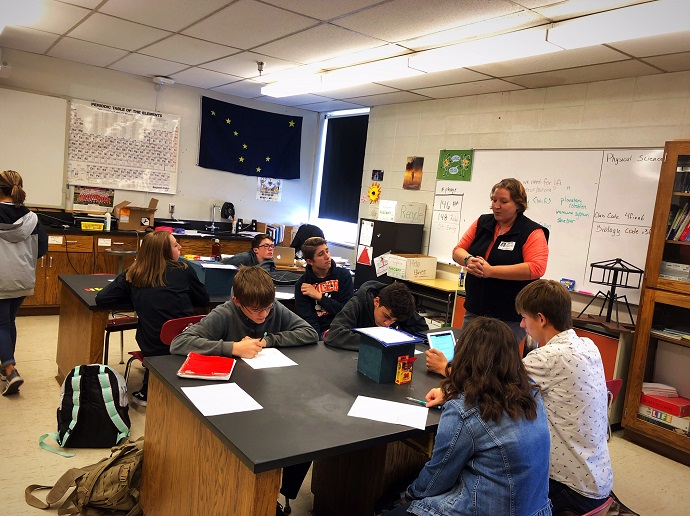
[2,315,690,515]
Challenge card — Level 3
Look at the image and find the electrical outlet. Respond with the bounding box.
[169,203,175,216]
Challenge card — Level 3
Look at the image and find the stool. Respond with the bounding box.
[104,248,138,274]
[104,315,138,365]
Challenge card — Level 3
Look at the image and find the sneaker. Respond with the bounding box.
[132,390,147,406]
[2,369,24,396]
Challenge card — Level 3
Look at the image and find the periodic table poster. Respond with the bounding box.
[67,100,180,194]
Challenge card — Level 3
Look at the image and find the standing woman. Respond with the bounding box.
[96,230,209,405]
[454,177,548,340]
[0,170,47,395]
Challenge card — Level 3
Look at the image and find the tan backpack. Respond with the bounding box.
[26,437,144,515]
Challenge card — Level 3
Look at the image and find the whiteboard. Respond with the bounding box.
[0,88,68,207]
[428,148,663,304]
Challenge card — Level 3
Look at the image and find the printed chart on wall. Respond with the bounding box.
[429,148,663,305]
[67,100,180,194]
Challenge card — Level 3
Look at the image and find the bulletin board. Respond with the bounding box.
[428,148,663,304]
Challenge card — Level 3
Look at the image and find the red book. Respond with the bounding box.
[177,352,236,381]
[640,393,690,417]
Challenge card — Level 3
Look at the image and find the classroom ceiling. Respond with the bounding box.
[1,0,690,112]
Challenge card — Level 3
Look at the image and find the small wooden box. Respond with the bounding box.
[355,329,421,383]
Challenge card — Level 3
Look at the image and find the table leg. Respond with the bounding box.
[141,375,281,516]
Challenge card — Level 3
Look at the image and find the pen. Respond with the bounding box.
[406,396,442,409]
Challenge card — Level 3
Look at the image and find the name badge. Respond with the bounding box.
[498,241,516,251]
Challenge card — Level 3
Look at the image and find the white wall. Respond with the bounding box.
[0,48,319,227]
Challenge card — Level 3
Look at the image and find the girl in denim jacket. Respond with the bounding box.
[387,317,552,516]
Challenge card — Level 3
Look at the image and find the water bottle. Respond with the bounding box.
[458,267,466,290]
[104,212,112,231]
[211,239,221,261]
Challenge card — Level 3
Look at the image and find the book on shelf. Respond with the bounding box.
[177,352,236,380]
[640,393,690,418]
[642,382,678,397]
[638,404,690,433]
[675,207,690,241]
[650,329,683,341]
[668,202,689,240]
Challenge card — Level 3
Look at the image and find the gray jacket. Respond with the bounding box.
[170,300,318,357]
[221,249,276,272]
[0,209,44,298]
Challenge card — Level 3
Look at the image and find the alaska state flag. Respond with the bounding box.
[198,96,302,179]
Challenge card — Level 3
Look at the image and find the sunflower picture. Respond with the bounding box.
[368,182,382,203]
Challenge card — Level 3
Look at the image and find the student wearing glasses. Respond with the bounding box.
[221,233,276,271]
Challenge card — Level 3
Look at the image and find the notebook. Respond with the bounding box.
[273,246,295,266]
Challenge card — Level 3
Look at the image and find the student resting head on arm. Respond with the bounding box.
[516,279,613,515]
[170,265,318,358]
[221,233,276,271]
[324,280,428,350]
[384,317,552,516]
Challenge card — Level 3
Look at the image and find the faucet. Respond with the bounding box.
[206,203,220,233]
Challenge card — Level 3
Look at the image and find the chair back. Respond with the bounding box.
[582,496,613,516]
[160,315,205,345]
[606,378,623,408]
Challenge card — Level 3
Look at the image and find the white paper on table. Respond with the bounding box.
[355,326,417,343]
[275,291,293,300]
[181,383,262,417]
[415,348,423,355]
[241,347,297,369]
[348,395,428,430]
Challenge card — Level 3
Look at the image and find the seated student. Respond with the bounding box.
[515,279,613,515]
[384,317,552,516]
[170,265,317,515]
[96,230,210,405]
[221,233,276,271]
[290,223,324,259]
[294,237,354,338]
[324,281,428,350]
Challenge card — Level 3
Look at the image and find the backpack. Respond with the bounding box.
[26,438,144,516]
[40,364,131,457]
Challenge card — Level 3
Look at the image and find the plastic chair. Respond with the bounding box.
[605,378,623,441]
[582,496,613,516]
[103,313,138,365]
[123,315,205,381]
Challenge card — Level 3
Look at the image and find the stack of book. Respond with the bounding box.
[673,167,690,193]
[650,326,690,341]
[666,202,690,241]
[642,382,678,397]
[638,392,690,437]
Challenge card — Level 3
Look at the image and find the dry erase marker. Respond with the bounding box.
[406,397,442,409]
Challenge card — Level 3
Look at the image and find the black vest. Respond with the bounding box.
[464,213,549,322]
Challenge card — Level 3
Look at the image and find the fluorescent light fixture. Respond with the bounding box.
[318,44,410,71]
[547,0,690,49]
[409,28,560,73]
[261,74,324,98]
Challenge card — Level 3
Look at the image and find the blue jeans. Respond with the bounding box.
[462,310,526,344]
[0,297,25,369]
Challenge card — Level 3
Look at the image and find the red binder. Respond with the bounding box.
[177,352,236,381]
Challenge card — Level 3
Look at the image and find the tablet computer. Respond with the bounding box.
[427,330,456,362]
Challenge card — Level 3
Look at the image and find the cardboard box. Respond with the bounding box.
[377,200,426,225]
[281,225,300,246]
[387,254,437,280]
[112,199,158,230]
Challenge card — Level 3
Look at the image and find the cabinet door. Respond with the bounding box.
[94,234,139,273]
[21,255,47,306]
[623,288,690,454]
[177,237,250,257]
[45,252,94,305]
[645,141,690,295]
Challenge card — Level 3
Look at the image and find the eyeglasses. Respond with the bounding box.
[257,244,275,249]
[243,303,274,315]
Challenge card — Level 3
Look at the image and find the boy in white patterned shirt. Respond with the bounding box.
[516,279,613,515]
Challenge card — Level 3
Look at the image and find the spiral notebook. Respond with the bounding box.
[177,352,236,381]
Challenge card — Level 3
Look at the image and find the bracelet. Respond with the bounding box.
[464,254,473,265]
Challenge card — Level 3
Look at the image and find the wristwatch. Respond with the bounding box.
[464,254,473,265]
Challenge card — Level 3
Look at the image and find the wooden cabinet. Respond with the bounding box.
[177,236,250,257]
[22,255,47,306]
[622,139,690,465]
[94,234,139,273]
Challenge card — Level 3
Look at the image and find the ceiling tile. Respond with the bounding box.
[333,0,520,43]
[323,83,398,99]
[99,0,231,32]
[261,0,384,21]
[607,30,690,58]
[378,68,492,90]
[171,67,241,89]
[182,0,317,50]
[20,1,90,34]
[506,60,661,89]
[257,93,334,106]
[342,90,431,106]
[253,24,385,64]
[532,0,648,21]
[68,13,171,51]
[295,100,369,112]
[140,35,239,66]
[471,45,629,77]
[108,53,187,77]
[0,26,59,54]
[203,52,299,79]
[47,37,129,67]
[413,79,523,98]
[60,0,102,7]
[212,80,265,98]
[642,53,690,73]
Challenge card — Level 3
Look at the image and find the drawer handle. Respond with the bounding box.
[49,256,53,267]
[66,240,79,244]
[112,242,126,245]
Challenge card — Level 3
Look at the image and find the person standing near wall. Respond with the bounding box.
[0,170,48,395]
